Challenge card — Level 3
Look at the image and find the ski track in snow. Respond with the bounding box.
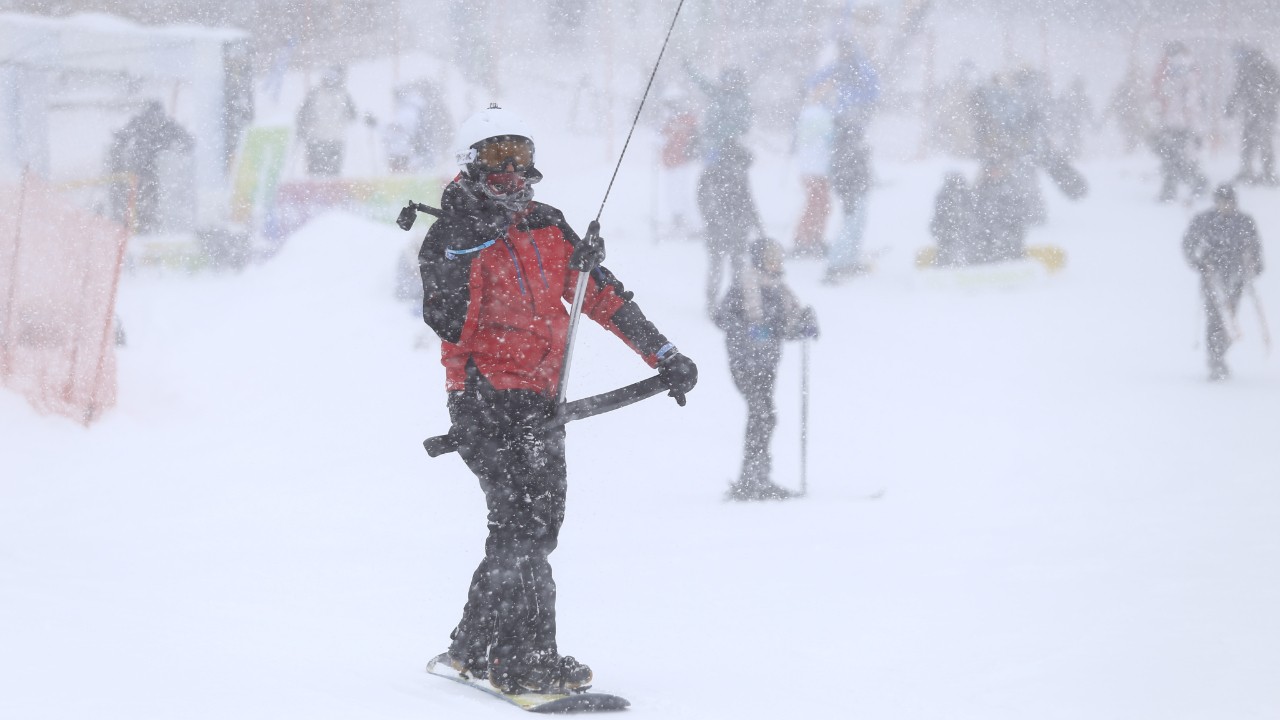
[4,85,1280,720]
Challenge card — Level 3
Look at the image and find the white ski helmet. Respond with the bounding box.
[455,103,535,175]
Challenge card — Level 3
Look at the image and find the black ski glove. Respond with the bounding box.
[657,349,698,407]
[569,220,606,271]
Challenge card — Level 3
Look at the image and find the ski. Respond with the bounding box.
[426,653,630,714]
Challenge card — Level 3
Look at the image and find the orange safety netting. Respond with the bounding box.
[0,171,128,425]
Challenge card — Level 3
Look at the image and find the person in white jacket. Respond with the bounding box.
[791,80,836,258]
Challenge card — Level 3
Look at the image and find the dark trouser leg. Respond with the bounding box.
[1241,119,1260,179]
[1253,116,1277,181]
[1202,277,1244,375]
[134,171,161,233]
[1159,161,1178,201]
[1171,149,1207,197]
[730,355,778,490]
[447,392,566,666]
[1154,130,1188,200]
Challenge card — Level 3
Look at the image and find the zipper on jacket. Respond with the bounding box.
[501,237,538,315]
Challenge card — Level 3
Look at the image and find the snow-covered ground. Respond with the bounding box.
[4,94,1280,719]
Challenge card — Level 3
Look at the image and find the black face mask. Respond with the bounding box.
[465,165,541,215]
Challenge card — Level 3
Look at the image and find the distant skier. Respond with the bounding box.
[714,237,819,501]
[965,69,1085,255]
[418,104,698,694]
[657,90,701,238]
[823,115,875,282]
[1225,45,1280,186]
[383,79,453,174]
[790,79,836,259]
[697,138,761,315]
[1106,64,1151,155]
[816,37,881,283]
[929,172,976,267]
[1149,41,1209,203]
[107,100,194,233]
[1182,184,1265,381]
[978,159,1044,263]
[296,65,357,175]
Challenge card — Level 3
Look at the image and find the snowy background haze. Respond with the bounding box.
[2,1,1279,719]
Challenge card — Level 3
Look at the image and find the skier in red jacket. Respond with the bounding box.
[418,104,698,695]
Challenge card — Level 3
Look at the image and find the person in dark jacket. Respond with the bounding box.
[818,39,881,283]
[715,237,818,501]
[419,104,698,694]
[930,172,976,267]
[1182,184,1265,381]
[697,138,761,314]
[823,115,875,282]
[1226,45,1280,185]
[107,100,194,233]
[971,159,1034,264]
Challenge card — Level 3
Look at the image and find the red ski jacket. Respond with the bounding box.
[419,178,671,395]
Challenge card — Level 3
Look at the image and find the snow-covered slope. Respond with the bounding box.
[4,97,1279,720]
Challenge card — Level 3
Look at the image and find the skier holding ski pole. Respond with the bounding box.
[415,102,697,696]
[714,237,819,501]
[1182,183,1265,381]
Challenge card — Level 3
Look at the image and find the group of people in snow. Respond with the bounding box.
[927,67,1088,268]
[98,36,1273,705]
[295,65,453,176]
[416,41,1273,714]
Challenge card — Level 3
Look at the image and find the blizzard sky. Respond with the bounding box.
[3,2,1279,718]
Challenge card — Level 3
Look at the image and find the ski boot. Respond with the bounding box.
[446,650,490,680]
[1209,361,1231,383]
[490,650,593,695]
[753,481,795,500]
[725,479,794,501]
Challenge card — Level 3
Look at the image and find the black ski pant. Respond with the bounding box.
[729,351,779,490]
[1240,114,1277,181]
[1153,128,1208,201]
[446,385,566,669]
[1201,275,1245,372]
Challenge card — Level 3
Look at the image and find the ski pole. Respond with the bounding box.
[556,0,687,406]
[1249,282,1271,356]
[558,221,599,405]
[800,339,810,497]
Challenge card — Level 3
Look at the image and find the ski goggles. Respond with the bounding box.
[471,137,535,172]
